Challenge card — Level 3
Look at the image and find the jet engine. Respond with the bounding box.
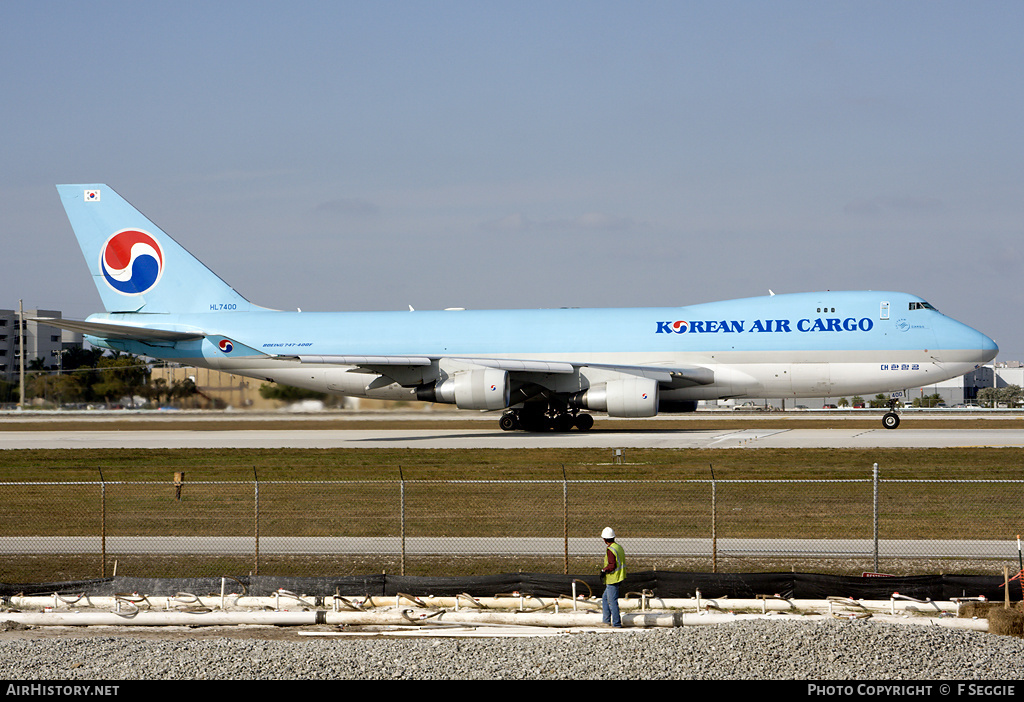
[574,377,659,418]
[417,369,511,411]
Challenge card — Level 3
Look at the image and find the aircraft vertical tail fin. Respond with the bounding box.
[57,184,260,314]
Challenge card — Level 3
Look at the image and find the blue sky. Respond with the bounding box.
[3,2,1022,359]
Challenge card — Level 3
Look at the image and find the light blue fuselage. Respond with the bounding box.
[55,183,998,422]
[88,290,996,402]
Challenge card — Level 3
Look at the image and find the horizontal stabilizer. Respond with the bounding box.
[32,317,205,342]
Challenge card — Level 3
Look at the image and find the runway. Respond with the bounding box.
[3,425,1024,449]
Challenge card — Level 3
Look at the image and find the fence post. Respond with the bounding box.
[710,464,717,573]
[253,466,259,576]
[873,462,879,573]
[98,468,106,578]
[562,465,568,575]
[399,466,406,576]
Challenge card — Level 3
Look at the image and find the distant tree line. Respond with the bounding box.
[977,385,1024,408]
[0,349,198,408]
[258,382,345,407]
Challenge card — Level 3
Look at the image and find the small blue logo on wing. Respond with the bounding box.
[99,230,164,295]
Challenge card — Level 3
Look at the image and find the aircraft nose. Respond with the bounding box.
[978,329,999,363]
[958,322,999,364]
[933,319,998,366]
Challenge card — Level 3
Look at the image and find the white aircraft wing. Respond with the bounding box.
[291,354,712,388]
[296,355,436,367]
[294,355,575,374]
[580,362,715,387]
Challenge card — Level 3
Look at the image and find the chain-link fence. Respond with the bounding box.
[2,464,1022,582]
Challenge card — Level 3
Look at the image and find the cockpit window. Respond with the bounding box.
[909,301,937,311]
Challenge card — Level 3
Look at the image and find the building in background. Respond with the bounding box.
[0,309,83,384]
[922,362,1024,407]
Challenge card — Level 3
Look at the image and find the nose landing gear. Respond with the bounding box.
[882,398,901,429]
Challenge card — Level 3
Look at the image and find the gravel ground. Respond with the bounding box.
[1,619,1023,680]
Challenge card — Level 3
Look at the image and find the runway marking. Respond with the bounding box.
[707,429,793,447]
[2,427,1024,449]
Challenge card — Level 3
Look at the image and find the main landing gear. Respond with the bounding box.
[882,399,901,430]
[499,407,594,432]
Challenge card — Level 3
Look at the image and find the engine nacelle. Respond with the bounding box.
[577,377,659,418]
[417,369,511,411]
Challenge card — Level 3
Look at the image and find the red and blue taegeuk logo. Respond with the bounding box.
[99,229,164,295]
[218,339,233,353]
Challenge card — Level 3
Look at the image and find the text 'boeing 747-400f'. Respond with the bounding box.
[45,184,998,431]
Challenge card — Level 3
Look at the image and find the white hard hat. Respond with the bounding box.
[601,527,615,540]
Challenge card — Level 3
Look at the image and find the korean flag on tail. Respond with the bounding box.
[84,189,100,202]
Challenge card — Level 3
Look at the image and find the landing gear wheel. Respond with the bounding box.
[575,413,594,432]
[882,411,900,430]
[498,405,595,432]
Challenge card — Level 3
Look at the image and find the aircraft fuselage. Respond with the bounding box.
[53,184,999,431]
[86,290,995,406]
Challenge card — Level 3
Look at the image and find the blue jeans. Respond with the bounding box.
[602,581,621,627]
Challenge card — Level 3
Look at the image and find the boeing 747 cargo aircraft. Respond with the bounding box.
[45,184,998,431]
